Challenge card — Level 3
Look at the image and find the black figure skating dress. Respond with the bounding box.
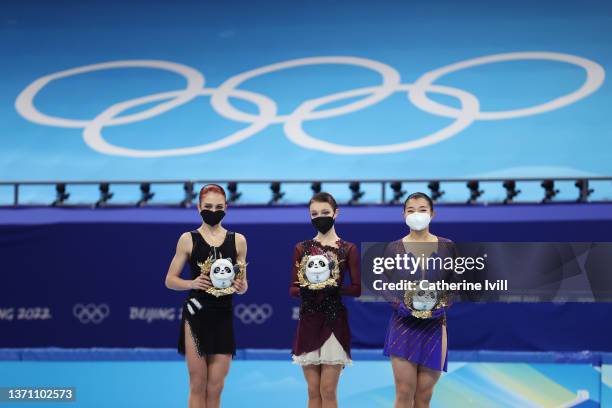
[178,230,237,357]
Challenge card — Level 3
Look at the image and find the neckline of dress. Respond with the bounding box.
[311,238,343,250]
[401,235,440,244]
[400,238,440,255]
[196,229,228,248]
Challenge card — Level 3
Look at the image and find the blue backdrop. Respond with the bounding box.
[1,204,612,352]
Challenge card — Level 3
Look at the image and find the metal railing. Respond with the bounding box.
[1,177,611,207]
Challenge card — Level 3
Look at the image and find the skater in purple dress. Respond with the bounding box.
[382,192,456,408]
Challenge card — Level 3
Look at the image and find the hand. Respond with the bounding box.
[396,302,447,319]
[190,274,212,291]
[320,285,340,296]
[430,307,447,319]
[299,286,315,299]
[396,302,413,318]
[233,278,248,295]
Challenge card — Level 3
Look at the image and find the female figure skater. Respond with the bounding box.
[383,192,455,408]
[290,192,361,408]
[165,184,248,408]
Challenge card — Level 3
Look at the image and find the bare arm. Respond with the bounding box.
[235,232,248,263]
[165,232,208,291]
[232,232,248,294]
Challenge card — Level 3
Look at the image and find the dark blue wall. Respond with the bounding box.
[1,204,611,351]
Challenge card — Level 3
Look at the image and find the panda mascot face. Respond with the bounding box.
[305,255,331,284]
[210,258,235,289]
[412,281,438,311]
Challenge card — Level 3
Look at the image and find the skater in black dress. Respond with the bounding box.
[165,183,248,408]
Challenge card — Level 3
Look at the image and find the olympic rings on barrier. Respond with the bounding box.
[15,53,605,156]
[72,303,110,324]
[234,303,273,324]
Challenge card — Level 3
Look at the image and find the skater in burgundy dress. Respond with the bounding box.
[290,192,361,408]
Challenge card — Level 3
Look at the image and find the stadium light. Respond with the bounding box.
[180,182,196,208]
[575,179,594,203]
[389,181,406,204]
[428,181,445,202]
[311,182,322,195]
[467,180,483,204]
[503,180,521,204]
[95,183,113,208]
[541,179,559,203]
[136,183,155,207]
[228,182,242,203]
[269,182,285,205]
[348,182,365,205]
[51,183,70,207]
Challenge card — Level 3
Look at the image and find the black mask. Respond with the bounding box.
[200,209,225,226]
[311,216,334,234]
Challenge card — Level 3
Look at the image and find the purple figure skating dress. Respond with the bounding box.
[382,237,456,372]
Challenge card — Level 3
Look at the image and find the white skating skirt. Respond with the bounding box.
[292,333,352,366]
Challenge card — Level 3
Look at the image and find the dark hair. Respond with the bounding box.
[403,191,434,211]
[199,184,227,204]
[309,192,338,211]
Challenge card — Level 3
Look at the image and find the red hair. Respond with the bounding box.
[199,184,227,204]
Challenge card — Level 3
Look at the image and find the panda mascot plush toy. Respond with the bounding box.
[411,280,438,311]
[305,254,332,284]
[210,258,236,289]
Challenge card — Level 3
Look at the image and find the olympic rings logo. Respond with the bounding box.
[234,303,273,324]
[72,303,110,324]
[15,53,604,157]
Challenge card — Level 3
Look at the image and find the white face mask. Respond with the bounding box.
[405,212,431,231]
